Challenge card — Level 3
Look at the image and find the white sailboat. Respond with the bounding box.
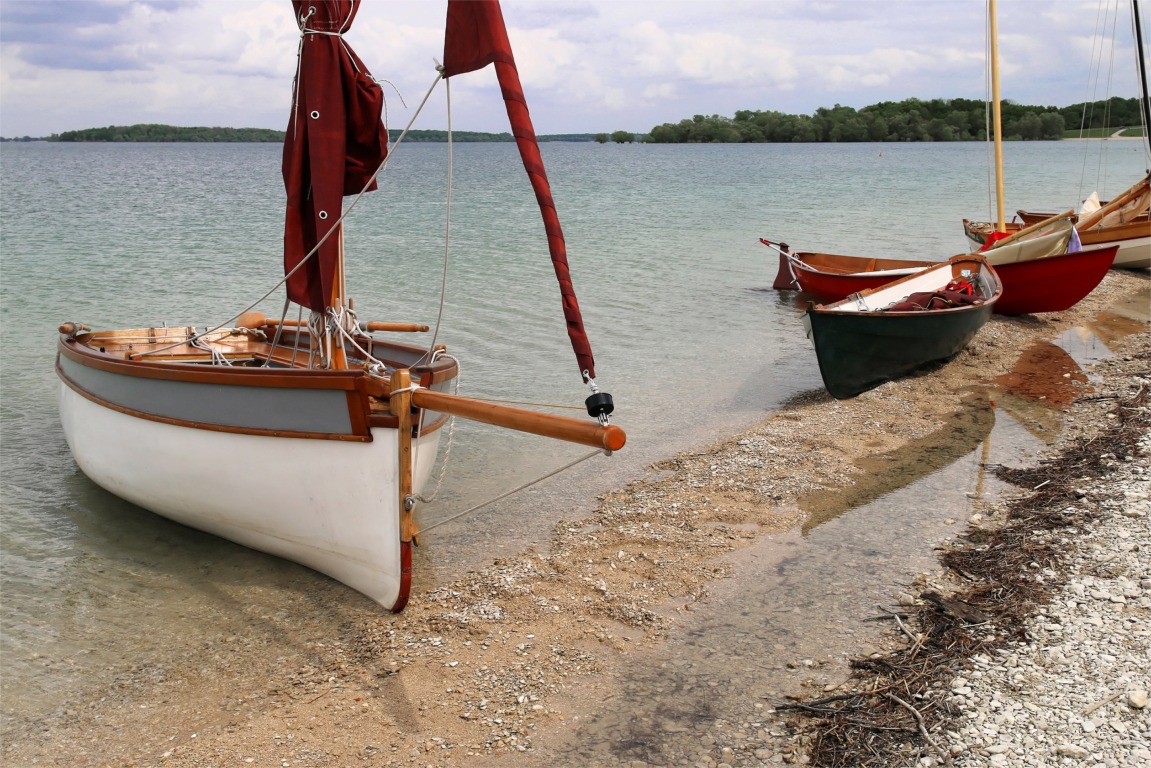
[55,0,625,611]
[963,0,1151,269]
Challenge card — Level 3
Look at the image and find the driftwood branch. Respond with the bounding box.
[885,693,953,766]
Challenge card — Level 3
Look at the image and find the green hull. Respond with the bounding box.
[804,301,995,399]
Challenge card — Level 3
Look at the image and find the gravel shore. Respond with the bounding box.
[947,445,1150,768]
[2,270,1147,768]
[782,343,1150,768]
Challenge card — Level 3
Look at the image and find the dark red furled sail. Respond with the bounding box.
[283,0,388,312]
[441,0,597,382]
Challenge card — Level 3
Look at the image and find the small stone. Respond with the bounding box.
[1128,690,1148,709]
[1055,744,1090,759]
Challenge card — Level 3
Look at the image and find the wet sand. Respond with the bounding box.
[3,269,1148,767]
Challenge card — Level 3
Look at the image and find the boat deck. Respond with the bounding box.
[73,326,390,370]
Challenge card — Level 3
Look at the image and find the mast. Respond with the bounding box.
[989,0,1006,232]
[1134,0,1151,149]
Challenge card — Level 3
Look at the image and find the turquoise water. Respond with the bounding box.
[1,138,1146,725]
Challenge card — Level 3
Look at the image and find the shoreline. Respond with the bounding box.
[3,269,1148,767]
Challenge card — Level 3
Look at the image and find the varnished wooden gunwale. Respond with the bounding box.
[58,330,459,441]
[60,335,369,390]
[796,251,931,275]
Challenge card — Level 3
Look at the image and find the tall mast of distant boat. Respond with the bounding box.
[1134,0,1151,150]
[988,0,1007,234]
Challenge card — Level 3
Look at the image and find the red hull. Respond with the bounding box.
[793,263,914,303]
[774,246,1118,315]
[991,245,1119,315]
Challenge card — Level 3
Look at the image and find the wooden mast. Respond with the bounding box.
[989,0,1007,233]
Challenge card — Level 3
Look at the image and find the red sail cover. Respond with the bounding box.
[283,0,388,312]
[442,0,597,381]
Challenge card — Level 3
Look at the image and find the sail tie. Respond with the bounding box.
[292,6,359,142]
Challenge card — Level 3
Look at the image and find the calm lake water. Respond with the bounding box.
[1,138,1146,728]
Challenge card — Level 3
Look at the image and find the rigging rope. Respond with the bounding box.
[419,69,454,367]
[134,70,445,361]
[415,448,606,535]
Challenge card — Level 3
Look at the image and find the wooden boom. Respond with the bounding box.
[1075,177,1150,231]
[987,209,1074,249]
[411,388,626,452]
[236,312,429,333]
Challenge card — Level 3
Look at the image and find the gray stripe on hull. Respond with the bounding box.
[59,355,354,435]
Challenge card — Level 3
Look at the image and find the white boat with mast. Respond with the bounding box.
[962,0,1151,269]
[55,0,625,612]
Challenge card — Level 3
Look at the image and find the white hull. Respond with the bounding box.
[1106,234,1151,268]
[58,383,442,609]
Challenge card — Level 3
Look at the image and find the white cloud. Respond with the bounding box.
[0,0,1144,138]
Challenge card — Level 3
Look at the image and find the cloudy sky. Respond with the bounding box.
[0,0,1144,139]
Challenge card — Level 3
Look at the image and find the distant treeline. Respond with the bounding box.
[646,96,1146,143]
[48,125,285,142]
[0,123,599,143]
[2,99,1142,144]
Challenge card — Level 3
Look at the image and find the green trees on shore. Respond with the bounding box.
[645,96,1143,143]
[13,124,592,143]
[50,124,285,142]
[4,97,1141,144]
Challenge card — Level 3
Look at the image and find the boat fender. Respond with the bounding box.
[58,322,91,337]
[585,391,614,419]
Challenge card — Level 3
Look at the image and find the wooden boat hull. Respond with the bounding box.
[804,305,994,399]
[803,255,1001,399]
[56,327,458,610]
[1076,223,1150,269]
[793,260,919,301]
[58,385,443,608]
[777,250,933,303]
[776,246,1117,315]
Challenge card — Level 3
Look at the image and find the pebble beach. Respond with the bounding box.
[2,269,1148,768]
[945,427,1150,768]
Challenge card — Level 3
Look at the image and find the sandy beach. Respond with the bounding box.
[3,268,1148,768]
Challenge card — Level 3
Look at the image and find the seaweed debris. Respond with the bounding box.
[776,384,1149,767]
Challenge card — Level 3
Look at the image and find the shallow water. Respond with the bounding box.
[0,139,1146,728]
[538,292,1148,767]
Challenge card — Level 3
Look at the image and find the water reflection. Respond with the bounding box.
[539,397,1037,767]
[985,342,1086,445]
[1088,287,1151,344]
[800,391,995,533]
[1055,286,1150,364]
